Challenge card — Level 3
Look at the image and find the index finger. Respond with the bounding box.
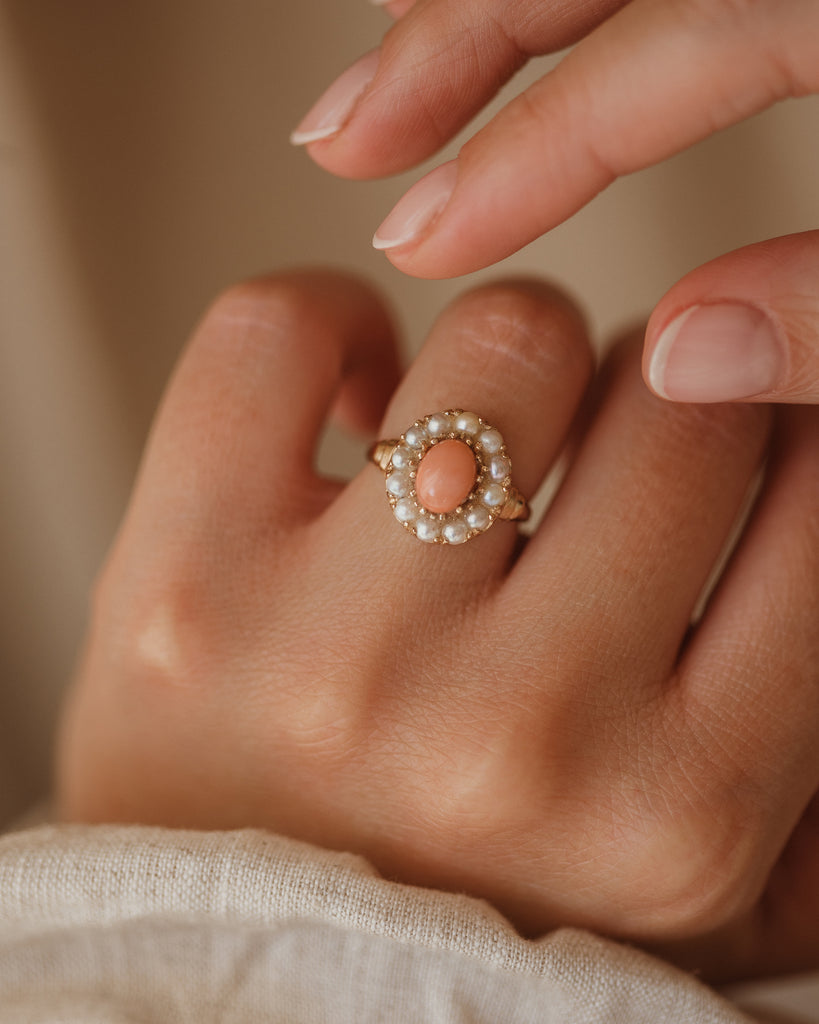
[296,0,624,174]
[371,0,819,278]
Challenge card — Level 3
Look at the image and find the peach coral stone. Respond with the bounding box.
[414,439,477,514]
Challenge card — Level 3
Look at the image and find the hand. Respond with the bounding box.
[292,0,819,404]
[58,270,819,983]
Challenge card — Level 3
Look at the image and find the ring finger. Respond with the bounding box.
[324,279,593,607]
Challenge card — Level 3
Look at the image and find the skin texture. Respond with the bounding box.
[294,0,819,403]
[58,271,819,983]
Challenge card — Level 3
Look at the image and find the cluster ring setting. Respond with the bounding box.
[368,410,529,545]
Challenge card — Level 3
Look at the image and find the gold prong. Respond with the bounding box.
[367,439,400,473]
[498,488,530,522]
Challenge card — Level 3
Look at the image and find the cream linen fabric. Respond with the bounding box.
[0,823,757,1023]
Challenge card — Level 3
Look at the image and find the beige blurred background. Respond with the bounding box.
[1,0,818,932]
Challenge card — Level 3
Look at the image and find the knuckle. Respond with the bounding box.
[381,705,532,843]
[201,270,377,370]
[204,276,315,339]
[442,280,591,380]
[619,772,764,937]
[90,547,220,697]
[380,1,523,137]
[679,0,816,97]
[271,649,372,767]
[679,0,770,29]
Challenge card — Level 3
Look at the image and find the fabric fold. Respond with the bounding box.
[0,824,757,1023]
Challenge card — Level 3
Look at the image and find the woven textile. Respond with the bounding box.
[0,824,756,1023]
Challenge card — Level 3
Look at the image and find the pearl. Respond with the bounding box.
[454,412,480,436]
[393,498,417,523]
[386,471,411,498]
[443,521,468,545]
[415,518,441,543]
[478,429,503,454]
[481,483,506,507]
[426,413,451,437]
[404,425,427,448]
[390,445,414,470]
[489,455,511,482]
[415,440,477,514]
[466,506,491,531]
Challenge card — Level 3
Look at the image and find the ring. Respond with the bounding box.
[368,409,530,544]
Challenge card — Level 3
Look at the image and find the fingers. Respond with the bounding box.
[377,280,590,499]
[673,406,819,867]
[293,0,624,171]
[646,405,819,980]
[645,232,819,404]
[356,0,819,278]
[125,270,400,542]
[509,336,771,692]
[326,279,593,599]
[58,271,399,827]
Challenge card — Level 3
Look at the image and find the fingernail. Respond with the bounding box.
[373,161,458,251]
[290,49,380,146]
[649,303,787,402]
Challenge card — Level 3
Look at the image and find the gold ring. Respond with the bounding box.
[368,410,530,544]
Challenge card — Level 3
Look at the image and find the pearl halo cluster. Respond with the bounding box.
[385,410,513,544]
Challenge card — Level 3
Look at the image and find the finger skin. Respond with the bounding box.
[365,0,819,278]
[56,269,399,826]
[661,405,819,979]
[58,275,819,981]
[376,278,591,498]
[57,276,594,836]
[306,0,627,179]
[508,335,771,696]
[126,270,400,538]
[645,232,819,404]
[323,279,593,605]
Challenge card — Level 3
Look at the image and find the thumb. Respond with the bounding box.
[645,232,819,404]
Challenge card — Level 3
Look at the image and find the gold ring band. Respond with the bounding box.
[369,410,530,544]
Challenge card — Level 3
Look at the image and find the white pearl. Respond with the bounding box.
[386,471,411,498]
[415,518,441,543]
[390,445,414,470]
[443,521,468,545]
[481,483,506,507]
[454,412,480,436]
[404,425,427,448]
[489,455,511,482]
[478,429,503,454]
[426,413,451,437]
[466,506,491,531]
[394,498,417,524]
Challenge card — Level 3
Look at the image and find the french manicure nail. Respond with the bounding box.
[290,49,380,146]
[649,303,786,402]
[373,161,458,251]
